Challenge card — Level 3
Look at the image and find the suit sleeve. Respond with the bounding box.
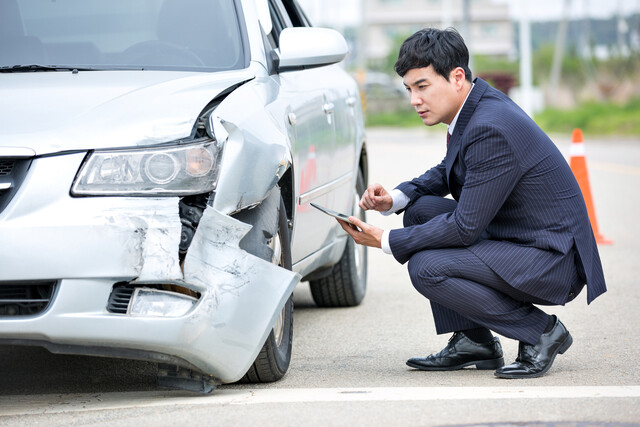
[395,157,449,201]
[389,126,522,264]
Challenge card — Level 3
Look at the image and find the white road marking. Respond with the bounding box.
[591,161,640,177]
[1,386,639,416]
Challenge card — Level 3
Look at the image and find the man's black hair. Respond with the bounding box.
[394,27,472,82]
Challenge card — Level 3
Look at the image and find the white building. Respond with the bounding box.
[363,0,513,65]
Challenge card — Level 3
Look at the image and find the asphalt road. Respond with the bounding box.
[1,128,639,426]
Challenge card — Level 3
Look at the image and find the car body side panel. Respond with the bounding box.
[271,68,338,263]
[329,72,365,212]
[281,65,365,265]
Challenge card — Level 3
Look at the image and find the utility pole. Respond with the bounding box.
[357,0,367,71]
[617,0,629,56]
[441,0,453,29]
[549,0,570,104]
[461,0,473,73]
[519,2,533,116]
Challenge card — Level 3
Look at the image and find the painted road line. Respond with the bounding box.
[1,386,639,416]
[591,161,640,177]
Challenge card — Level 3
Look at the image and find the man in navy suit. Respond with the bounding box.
[339,28,606,378]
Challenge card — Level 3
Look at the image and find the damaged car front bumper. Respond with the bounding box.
[0,152,299,384]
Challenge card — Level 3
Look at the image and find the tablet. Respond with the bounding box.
[310,203,354,224]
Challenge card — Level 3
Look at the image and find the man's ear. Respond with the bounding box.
[451,67,466,89]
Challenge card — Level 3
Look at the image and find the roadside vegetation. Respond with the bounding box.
[534,98,640,135]
[366,98,640,136]
[364,41,640,136]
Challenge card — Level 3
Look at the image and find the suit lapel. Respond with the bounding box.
[445,78,489,185]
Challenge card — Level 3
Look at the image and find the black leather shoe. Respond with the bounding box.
[495,316,572,379]
[406,332,504,371]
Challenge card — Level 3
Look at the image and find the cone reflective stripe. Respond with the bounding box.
[569,129,613,245]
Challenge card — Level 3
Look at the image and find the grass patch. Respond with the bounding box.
[534,98,640,136]
[367,99,640,136]
[365,109,422,127]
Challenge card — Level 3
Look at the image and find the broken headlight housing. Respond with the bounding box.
[71,139,223,196]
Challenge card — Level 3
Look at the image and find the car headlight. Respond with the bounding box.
[71,139,223,196]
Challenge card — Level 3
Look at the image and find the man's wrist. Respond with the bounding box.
[381,230,392,254]
[381,189,410,216]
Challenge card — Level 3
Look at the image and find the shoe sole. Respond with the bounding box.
[494,332,573,379]
[406,357,505,371]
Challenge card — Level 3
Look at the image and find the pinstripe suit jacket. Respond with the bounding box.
[389,78,606,304]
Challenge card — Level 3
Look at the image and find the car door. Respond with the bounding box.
[266,0,341,264]
[324,72,360,214]
[279,0,361,224]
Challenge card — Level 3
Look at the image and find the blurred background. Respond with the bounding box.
[297,0,640,136]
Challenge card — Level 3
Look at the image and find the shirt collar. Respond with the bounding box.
[447,82,474,136]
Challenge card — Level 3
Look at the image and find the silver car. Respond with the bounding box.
[0,0,367,392]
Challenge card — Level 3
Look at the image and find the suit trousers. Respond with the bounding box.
[403,195,557,345]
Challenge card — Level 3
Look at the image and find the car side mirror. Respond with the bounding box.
[276,27,348,72]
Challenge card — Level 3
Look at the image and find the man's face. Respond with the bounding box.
[403,65,464,126]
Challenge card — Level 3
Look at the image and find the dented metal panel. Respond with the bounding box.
[0,153,183,281]
[127,204,184,283]
[182,208,299,380]
[212,78,292,214]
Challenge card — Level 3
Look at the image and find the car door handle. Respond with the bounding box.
[322,102,334,114]
[346,97,356,107]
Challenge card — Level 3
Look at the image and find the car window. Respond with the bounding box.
[267,0,293,47]
[266,1,284,48]
[282,0,311,27]
[0,0,247,71]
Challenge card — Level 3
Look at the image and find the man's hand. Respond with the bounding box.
[360,183,393,212]
[337,217,383,248]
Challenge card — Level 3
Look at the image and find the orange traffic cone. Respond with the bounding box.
[569,129,613,245]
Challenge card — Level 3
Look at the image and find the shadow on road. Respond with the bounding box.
[0,345,158,395]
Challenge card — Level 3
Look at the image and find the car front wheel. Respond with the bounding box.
[236,191,294,383]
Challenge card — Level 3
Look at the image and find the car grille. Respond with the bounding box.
[0,281,58,316]
[107,284,136,314]
[0,158,32,215]
[0,160,15,175]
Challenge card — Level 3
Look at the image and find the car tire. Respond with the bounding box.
[236,191,294,383]
[309,169,368,307]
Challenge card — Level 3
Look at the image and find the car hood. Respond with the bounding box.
[0,69,254,156]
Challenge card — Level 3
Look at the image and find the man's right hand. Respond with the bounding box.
[359,183,393,212]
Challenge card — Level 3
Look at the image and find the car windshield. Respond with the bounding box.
[0,0,246,71]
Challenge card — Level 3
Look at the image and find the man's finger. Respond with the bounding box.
[359,196,371,210]
[337,218,358,234]
[347,216,382,248]
[348,216,365,230]
[368,185,380,199]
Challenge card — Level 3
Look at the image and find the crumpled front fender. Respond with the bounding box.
[177,208,299,381]
[211,77,291,214]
